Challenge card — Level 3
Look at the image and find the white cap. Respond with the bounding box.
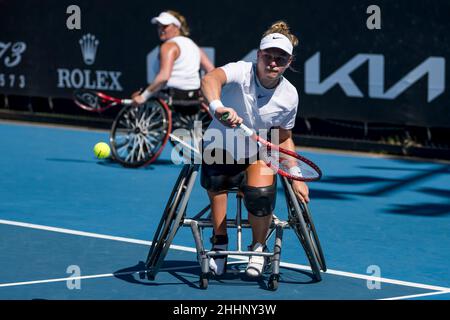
[151,12,181,28]
[259,33,293,55]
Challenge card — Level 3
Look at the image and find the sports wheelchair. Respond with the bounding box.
[141,162,327,291]
[110,88,211,168]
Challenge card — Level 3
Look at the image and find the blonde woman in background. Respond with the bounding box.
[133,10,214,105]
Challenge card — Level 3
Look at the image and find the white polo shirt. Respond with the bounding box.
[203,61,299,161]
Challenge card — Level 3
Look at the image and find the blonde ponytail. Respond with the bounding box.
[263,21,298,47]
[167,10,190,37]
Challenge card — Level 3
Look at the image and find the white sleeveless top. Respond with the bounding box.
[163,36,201,90]
[203,61,299,160]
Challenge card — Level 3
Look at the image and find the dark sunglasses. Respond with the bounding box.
[261,52,291,67]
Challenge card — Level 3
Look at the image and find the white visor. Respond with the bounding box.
[151,12,181,28]
[259,33,293,55]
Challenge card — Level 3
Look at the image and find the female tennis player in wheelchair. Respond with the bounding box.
[110,10,214,167]
[201,21,309,278]
[132,10,214,105]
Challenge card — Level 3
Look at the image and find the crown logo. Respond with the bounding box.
[79,33,99,65]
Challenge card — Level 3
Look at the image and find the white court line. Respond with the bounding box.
[1,218,449,293]
[281,261,450,292]
[379,290,450,301]
[0,265,199,289]
[229,260,450,293]
[0,219,152,246]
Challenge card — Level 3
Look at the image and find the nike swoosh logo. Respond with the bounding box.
[272,36,283,40]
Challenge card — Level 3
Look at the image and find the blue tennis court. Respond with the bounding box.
[1,121,449,300]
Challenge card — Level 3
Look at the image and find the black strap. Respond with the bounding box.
[210,234,228,245]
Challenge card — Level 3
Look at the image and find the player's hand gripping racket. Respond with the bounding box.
[73,89,133,112]
[221,112,322,182]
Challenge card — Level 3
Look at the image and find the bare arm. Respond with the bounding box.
[278,127,310,203]
[279,128,296,153]
[199,48,215,73]
[201,68,227,103]
[147,42,179,93]
[201,68,242,127]
[132,42,179,104]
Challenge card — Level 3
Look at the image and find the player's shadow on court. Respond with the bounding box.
[277,185,351,201]
[96,158,178,169]
[308,189,351,200]
[152,159,182,166]
[46,157,125,168]
[113,261,316,291]
[215,263,317,290]
[113,261,201,289]
[385,187,450,217]
[46,157,99,164]
[358,165,432,172]
[387,203,450,217]
[46,157,177,169]
[358,158,450,172]
[320,175,401,185]
[303,163,450,200]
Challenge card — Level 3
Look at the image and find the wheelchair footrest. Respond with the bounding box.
[205,250,274,258]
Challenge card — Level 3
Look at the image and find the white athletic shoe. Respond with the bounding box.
[209,243,228,276]
[246,242,266,278]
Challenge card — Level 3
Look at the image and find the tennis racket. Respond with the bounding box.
[169,133,202,164]
[73,89,133,112]
[221,113,322,182]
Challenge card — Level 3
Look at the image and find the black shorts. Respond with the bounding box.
[200,149,260,192]
[201,162,249,192]
[160,87,202,115]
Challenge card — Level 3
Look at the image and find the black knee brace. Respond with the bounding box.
[241,179,277,217]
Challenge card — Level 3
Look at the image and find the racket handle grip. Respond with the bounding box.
[220,112,230,121]
[121,99,133,105]
[221,112,254,137]
[238,123,254,137]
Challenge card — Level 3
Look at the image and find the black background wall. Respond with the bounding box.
[1,0,449,129]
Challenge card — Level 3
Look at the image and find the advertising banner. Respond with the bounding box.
[1,0,449,127]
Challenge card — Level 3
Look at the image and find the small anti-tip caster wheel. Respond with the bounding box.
[200,274,209,290]
[268,274,279,291]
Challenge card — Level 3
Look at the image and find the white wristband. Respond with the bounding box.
[289,166,303,177]
[140,89,153,101]
[209,100,224,114]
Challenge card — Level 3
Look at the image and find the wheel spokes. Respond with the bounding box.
[111,101,169,167]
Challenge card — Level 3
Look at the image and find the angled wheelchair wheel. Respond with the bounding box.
[110,99,171,168]
[281,177,324,282]
[299,201,327,272]
[170,103,212,146]
[145,164,194,279]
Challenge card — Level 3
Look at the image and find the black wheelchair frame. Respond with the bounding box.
[141,162,327,291]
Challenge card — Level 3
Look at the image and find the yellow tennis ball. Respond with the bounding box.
[93,142,111,159]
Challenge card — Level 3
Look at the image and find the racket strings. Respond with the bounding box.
[78,92,98,109]
[75,91,116,111]
[260,146,321,181]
